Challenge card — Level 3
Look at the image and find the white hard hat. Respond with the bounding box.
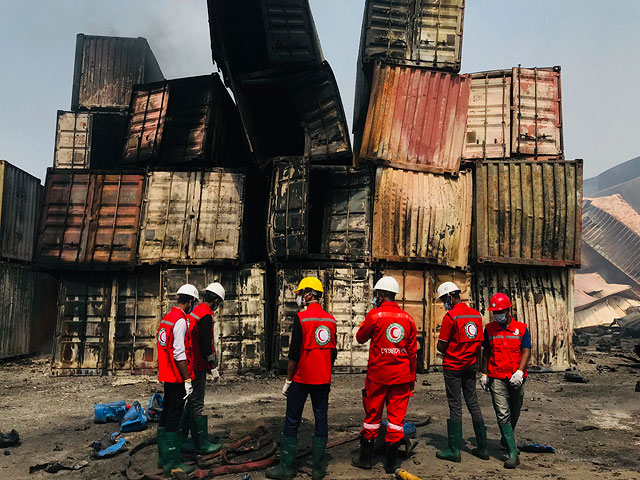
[205,282,225,301]
[374,276,400,294]
[437,281,461,299]
[176,284,199,300]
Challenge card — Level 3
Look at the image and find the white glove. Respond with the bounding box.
[282,379,292,397]
[211,368,220,380]
[509,370,524,388]
[480,374,490,392]
[183,379,193,400]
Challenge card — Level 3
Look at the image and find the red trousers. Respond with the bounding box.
[360,377,412,443]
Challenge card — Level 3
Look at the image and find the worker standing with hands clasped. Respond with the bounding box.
[156,284,198,476]
[480,293,531,469]
[266,277,337,480]
[435,282,488,463]
[352,276,417,474]
[181,282,226,455]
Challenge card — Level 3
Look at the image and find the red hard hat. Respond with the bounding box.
[488,293,512,311]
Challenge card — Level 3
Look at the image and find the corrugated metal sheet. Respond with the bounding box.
[54,111,128,169]
[358,64,470,174]
[588,195,640,235]
[71,34,163,110]
[36,170,143,267]
[123,75,247,167]
[372,167,472,267]
[583,156,640,196]
[472,267,575,368]
[574,272,634,311]
[275,263,373,372]
[0,263,58,360]
[138,170,245,264]
[360,0,465,70]
[576,296,640,331]
[380,266,472,370]
[0,161,42,262]
[162,265,267,373]
[473,160,583,266]
[587,176,640,215]
[582,199,640,286]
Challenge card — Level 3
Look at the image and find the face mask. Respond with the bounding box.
[494,313,507,324]
[212,303,220,312]
[185,302,194,315]
[296,295,306,308]
[444,296,454,311]
[372,296,380,308]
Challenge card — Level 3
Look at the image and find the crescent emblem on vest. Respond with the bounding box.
[514,328,519,336]
[464,321,478,340]
[314,325,331,346]
[386,323,405,344]
[158,328,167,347]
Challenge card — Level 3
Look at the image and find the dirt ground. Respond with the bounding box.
[1,341,639,480]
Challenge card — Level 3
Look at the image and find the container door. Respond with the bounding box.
[268,158,309,258]
[362,0,413,63]
[54,112,91,169]
[413,0,464,69]
[123,83,169,165]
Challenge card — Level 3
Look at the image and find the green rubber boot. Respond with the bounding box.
[311,436,328,480]
[179,410,195,453]
[471,420,490,460]
[156,426,165,469]
[191,415,222,454]
[499,423,519,469]
[436,419,462,462]
[265,435,297,480]
[158,429,195,476]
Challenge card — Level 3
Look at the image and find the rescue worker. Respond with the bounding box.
[480,292,531,469]
[266,277,337,480]
[352,276,417,474]
[156,284,198,475]
[181,282,226,454]
[435,282,488,463]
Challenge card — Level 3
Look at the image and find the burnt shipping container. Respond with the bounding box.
[54,111,128,169]
[122,74,249,168]
[36,170,144,268]
[267,157,371,261]
[0,263,58,361]
[473,159,582,267]
[0,160,42,262]
[71,34,164,111]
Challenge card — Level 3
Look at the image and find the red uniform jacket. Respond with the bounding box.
[187,302,215,372]
[356,301,417,385]
[157,307,193,383]
[485,318,528,380]
[438,303,484,371]
[292,303,337,385]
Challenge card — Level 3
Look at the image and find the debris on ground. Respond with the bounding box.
[91,432,127,459]
[395,468,424,480]
[29,458,89,474]
[94,401,128,423]
[635,381,640,392]
[517,441,556,453]
[576,425,599,432]
[120,401,147,433]
[564,372,589,383]
[0,429,20,448]
[146,393,163,422]
[596,365,617,373]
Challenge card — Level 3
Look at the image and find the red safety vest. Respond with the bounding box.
[187,302,215,372]
[157,307,194,383]
[292,303,337,385]
[440,303,484,371]
[485,318,528,380]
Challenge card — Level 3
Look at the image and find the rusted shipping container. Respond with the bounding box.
[0,263,58,360]
[207,0,323,81]
[71,34,163,111]
[582,199,640,286]
[357,64,470,174]
[267,157,371,260]
[379,265,471,370]
[462,67,563,159]
[123,74,248,167]
[472,267,575,368]
[0,161,42,262]
[54,111,128,169]
[372,167,472,267]
[36,170,143,267]
[275,263,373,372]
[232,61,351,166]
[473,159,582,266]
[138,170,245,265]
[162,265,267,373]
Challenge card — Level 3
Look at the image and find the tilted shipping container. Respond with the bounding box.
[71,34,163,110]
[137,170,245,265]
[372,167,472,268]
[36,170,143,267]
[473,159,582,266]
[472,266,575,368]
[54,111,128,169]
[357,64,470,174]
[0,160,42,262]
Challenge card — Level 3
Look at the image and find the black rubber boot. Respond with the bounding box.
[499,423,519,469]
[384,441,400,474]
[435,419,462,462]
[471,420,490,460]
[351,436,374,469]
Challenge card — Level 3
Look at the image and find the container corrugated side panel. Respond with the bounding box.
[0,264,33,359]
[0,161,42,262]
[29,271,59,355]
[472,267,575,368]
[138,170,245,264]
[372,167,472,267]
[276,264,373,372]
[123,83,169,165]
[54,111,91,168]
[474,160,582,266]
[359,64,470,174]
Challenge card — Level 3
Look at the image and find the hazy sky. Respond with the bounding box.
[1,1,638,181]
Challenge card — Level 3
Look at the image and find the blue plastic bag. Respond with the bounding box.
[146,393,163,422]
[120,401,148,433]
[94,401,128,424]
[92,432,126,458]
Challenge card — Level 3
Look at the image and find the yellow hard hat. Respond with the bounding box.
[294,276,323,294]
